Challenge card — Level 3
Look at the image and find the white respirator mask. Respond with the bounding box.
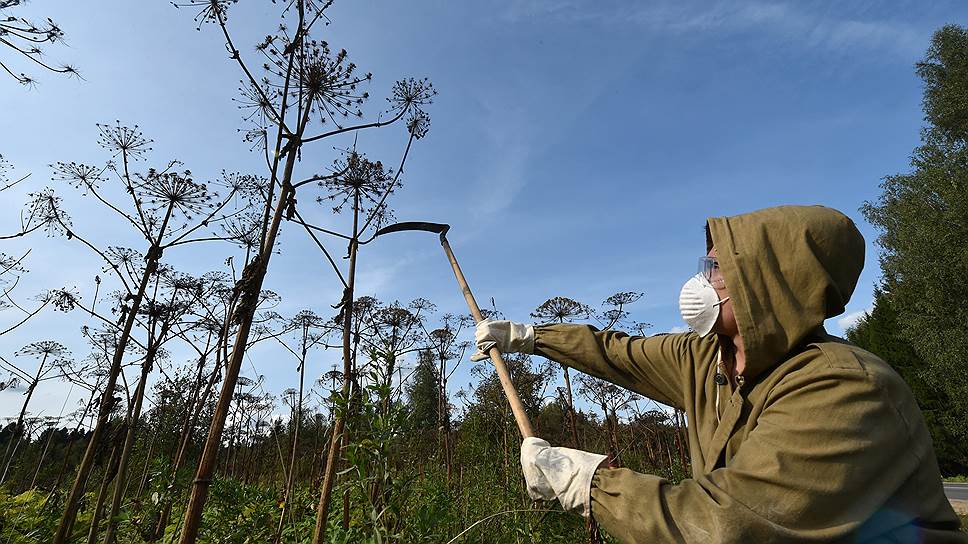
[678,273,729,337]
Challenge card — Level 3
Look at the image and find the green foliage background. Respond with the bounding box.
[856,24,968,475]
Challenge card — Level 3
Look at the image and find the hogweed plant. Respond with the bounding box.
[40,122,264,544]
[267,309,333,543]
[168,2,435,542]
[420,313,472,487]
[353,297,433,414]
[0,0,79,86]
[531,297,594,449]
[100,269,204,544]
[147,265,283,541]
[0,341,73,485]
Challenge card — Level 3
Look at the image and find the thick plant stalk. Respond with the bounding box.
[86,434,124,544]
[674,408,689,472]
[106,292,178,541]
[28,383,73,489]
[438,352,453,485]
[134,431,155,498]
[177,139,304,543]
[177,56,314,536]
[53,237,164,544]
[30,424,57,489]
[275,328,309,543]
[0,355,46,484]
[225,383,244,478]
[562,367,581,447]
[152,343,225,541]
[103,349,154,544]
[29,426,54,489]
[312,192,359,544]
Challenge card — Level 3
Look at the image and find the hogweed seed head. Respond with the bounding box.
[96,121,153,160]
[51,162,102,191]
[321,151,398,223]
[135,169,215,219]
[172,0,239,28]
[17,340,69,360]
[25,188,69,236]
[222,211,262,251]
[42,288,81,312]
[407,111,431,139]
[389,78,435,114]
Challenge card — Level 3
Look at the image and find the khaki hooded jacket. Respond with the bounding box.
[533,206,965,543]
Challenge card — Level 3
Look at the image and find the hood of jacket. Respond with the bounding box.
[706,205,865,380]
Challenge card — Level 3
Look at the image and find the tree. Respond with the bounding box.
[847,289,967,473]
[861,24,968,456]
[405,350,439,434]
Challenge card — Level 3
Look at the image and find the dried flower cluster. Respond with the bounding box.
[51,162,103,191]
[259,36,373,128]
[16,340,69,360]
[1,0,79,85]
[24,188,69,236]
[318,151,398,228]
[171,0,240,28]
[388,77,436,115]
[96,121,153,160]
[135,169,215,219]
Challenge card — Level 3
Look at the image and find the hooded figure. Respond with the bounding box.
[474,205,966,543]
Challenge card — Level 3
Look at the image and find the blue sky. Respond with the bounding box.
[1,0,965,425]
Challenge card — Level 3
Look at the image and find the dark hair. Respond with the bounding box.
[705,223,713,252]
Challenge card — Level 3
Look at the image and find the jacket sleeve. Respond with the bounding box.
[533,324,716,410]
[587,363,932,544]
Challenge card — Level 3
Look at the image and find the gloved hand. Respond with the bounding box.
[470,319,535,362]
[520,436,608,519]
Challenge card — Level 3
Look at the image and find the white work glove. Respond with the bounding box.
[470,319,535,362]
[520,437,607,519]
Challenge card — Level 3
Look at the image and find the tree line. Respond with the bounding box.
[850,24,968,476]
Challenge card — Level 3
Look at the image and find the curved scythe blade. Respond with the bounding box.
[373,222,451,242]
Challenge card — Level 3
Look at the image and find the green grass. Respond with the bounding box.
[946,475,968,483]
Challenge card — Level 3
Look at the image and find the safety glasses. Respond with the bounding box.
[699,256,726,289]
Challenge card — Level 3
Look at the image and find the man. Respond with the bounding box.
[473,205,966,543]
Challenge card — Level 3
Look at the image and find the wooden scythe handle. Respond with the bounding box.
[439,236,535,438]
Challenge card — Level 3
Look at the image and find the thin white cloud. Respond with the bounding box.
[836,308,871,333]
[467,100,534,219]
[356,261,407,295]
[668,325,691,333]
[500,0,924,59]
